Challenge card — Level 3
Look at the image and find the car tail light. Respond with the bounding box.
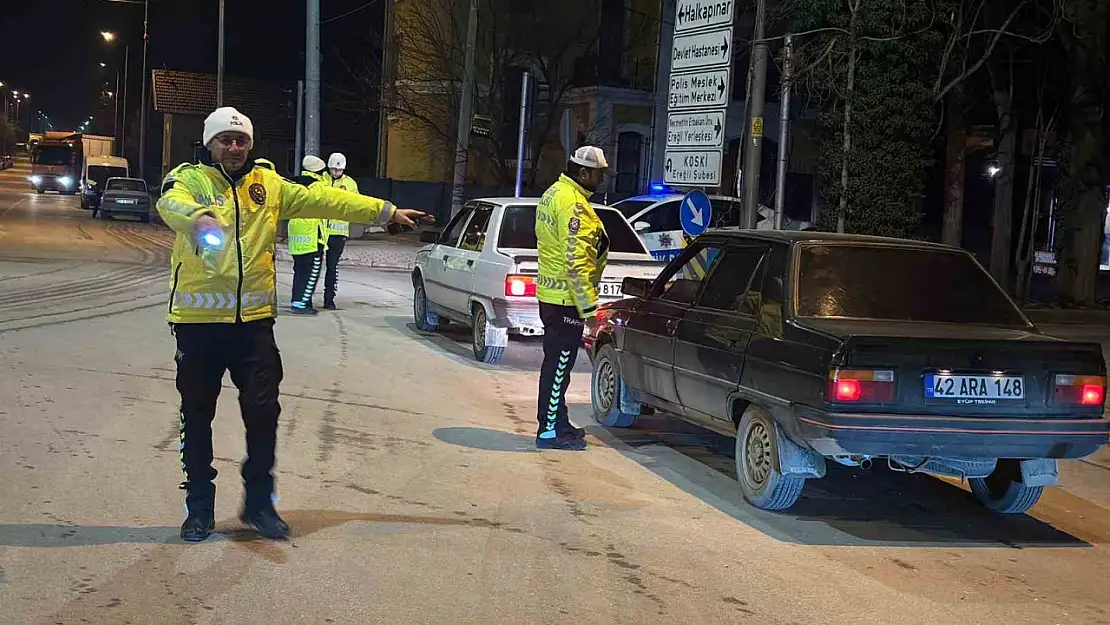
[505,274,536,297]
[827,368,896,403]
[1054,375,1106,406]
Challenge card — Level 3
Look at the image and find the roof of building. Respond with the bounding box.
[151,70,295,141]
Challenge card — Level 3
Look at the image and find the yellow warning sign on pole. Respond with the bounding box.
[751,117,764,137]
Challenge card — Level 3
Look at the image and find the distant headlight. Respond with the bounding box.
[58,176,73,187]
[29,175,42,185]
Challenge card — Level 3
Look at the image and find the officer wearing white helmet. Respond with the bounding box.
[323,152,357,309]
[533,146,610,451]
[157,107,429,542]
[286,155,330,314]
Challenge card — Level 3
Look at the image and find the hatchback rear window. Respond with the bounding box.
[498,205,647,253]
[795,244,1029,327]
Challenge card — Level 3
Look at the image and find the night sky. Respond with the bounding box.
[1,0,381,133]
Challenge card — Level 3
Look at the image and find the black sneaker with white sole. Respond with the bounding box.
[536,433,587,451]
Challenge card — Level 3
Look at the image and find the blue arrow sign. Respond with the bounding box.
[679,190,712,237]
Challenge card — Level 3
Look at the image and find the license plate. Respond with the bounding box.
[115,198,137,205]
[925,374,1025,402]
[599,281,623,298]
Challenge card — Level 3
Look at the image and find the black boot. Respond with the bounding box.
[323,301,337,311]
[536,433,587,451]
[180,511,215,542]
[240,507,290,540]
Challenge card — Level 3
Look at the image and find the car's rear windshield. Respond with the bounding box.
[795,244,1029,327]
[106,179,146,193]
[498,205,646,254]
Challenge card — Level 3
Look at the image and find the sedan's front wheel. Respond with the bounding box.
[735,406,805,511]
[590,344,639,428]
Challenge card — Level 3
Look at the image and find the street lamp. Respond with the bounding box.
[101,30,129,155]
[101,31,116,42]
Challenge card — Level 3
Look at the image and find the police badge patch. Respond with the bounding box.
[248,183,267,206]
[568,217,581,234]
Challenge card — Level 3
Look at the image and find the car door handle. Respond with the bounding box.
[466,259,474,267]
[665,319,679,334]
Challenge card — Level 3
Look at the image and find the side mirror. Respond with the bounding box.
[621,277,651,298]
[634,221,650,233]
[419,230,440,244]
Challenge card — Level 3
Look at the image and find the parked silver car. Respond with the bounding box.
[96,177,151,223]
[412,197,664,364]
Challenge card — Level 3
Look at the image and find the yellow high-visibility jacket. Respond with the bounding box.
[326,174,359,237]
[287,169,329,256]
[157,161,396,324]
[535,174,609,318]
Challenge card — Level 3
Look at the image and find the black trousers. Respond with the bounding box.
[537,303,584,439]
[324,234,347,306]
[291,243,324,309]
[173,319,284,514]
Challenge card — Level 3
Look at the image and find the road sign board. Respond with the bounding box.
[666,111,725,148]
[680,190,713,236]
[664,149,723,187]
[675,0,736,34]
[671,27,733,72]
[668,68,731,110]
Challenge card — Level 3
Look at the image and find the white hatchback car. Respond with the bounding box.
[412,197,663,364]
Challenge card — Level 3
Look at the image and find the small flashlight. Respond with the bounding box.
[202,232,223,248]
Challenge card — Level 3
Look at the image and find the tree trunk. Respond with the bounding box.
[942,88,967,247]
[989,72,1017,289]
[837,8,859,234]
[1055,0,1109,304]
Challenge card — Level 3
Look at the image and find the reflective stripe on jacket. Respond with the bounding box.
[157,161,396,324]
[326,175,358,237]
[288,169,329,255]
[534,174,608,317]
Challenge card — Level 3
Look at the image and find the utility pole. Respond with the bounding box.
[740,0,768,228]
[377,0,394,178]
[138,0,150,178]
[121,45,130,156]
[513,71,530,197]
[773,34,793,230]
[294,80,305,169]
[305,0,321,157]
[450,0,479,217]
[113,71,120,150]
[217,0,226,107]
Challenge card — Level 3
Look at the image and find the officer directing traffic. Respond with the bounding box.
[157,107,427,542]
[323,152,356,310]
[287,155,330,314]
[534,146,610,451]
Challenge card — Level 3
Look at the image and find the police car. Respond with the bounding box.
[610,190,745,261]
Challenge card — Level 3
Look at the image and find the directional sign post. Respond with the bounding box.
[680,189,713,237]
[675,0,736,34]
[671,28,733,72]
[665,0,735,191]
[664,149,723,186]
[667,110,725,148]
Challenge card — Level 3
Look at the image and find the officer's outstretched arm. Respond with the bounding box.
[156,171,217,234]
[564,202,601,318]
[278,177,395,225]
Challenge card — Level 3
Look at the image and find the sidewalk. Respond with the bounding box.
[276,232,422,270]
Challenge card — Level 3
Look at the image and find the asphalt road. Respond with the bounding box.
[2,158,1110,624]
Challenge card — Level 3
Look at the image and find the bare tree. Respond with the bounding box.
[335,0,655,187]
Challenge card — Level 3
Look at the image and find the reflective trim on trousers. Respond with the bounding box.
[296,256,323,305]
[175,290,276,310]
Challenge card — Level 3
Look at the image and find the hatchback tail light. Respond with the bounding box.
[827,368,896,403]
[505,274,536,297]
[1053,375,1106,406]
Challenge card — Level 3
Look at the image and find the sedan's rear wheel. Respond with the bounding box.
[471,306,504,364]
[969,460,1043,514]
[735,406,805,511]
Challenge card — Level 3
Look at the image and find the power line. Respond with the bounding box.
[322,0,380,24]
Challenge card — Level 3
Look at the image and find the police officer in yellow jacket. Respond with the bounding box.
[287,155,330,314]
[323,152,356,309]
[534,146,610,451]
[158,107,427,542]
